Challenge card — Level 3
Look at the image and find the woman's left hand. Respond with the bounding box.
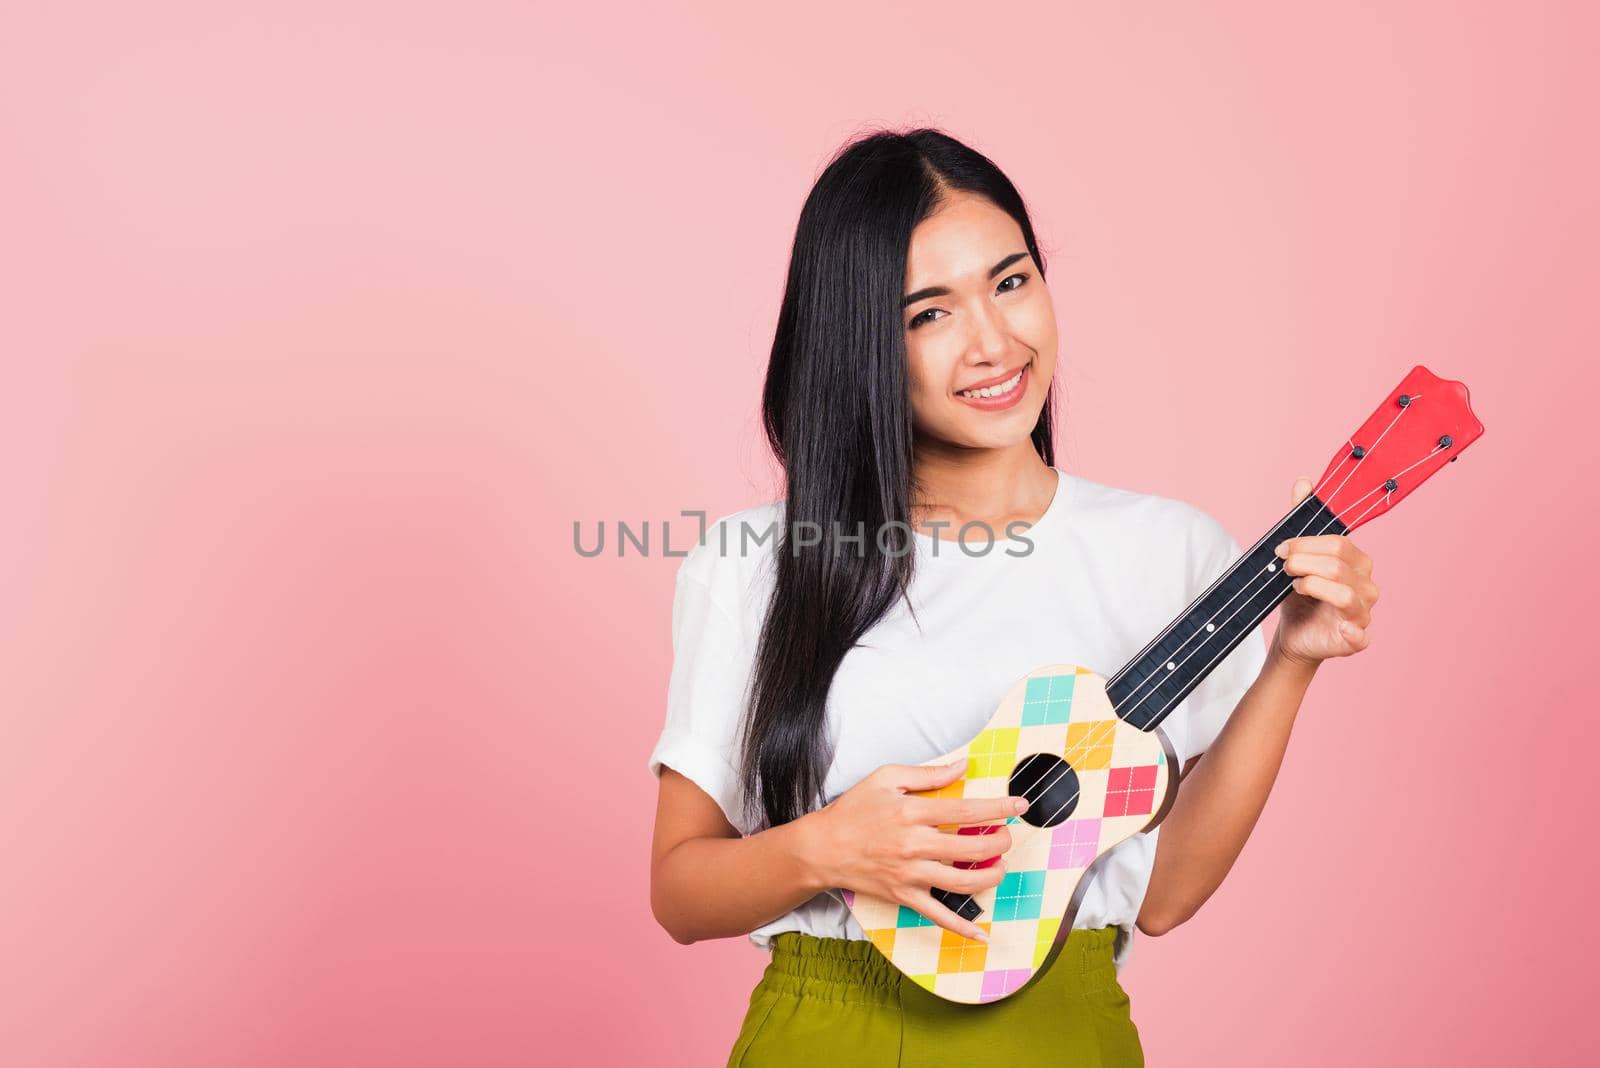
[1271,476,1380,669]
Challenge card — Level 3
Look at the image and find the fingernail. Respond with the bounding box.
[1013,797,1030,815]
[1274,542,1287,558]
[950,757,968,770]
[972,929,989,943]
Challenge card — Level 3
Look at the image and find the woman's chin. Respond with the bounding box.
[928,414,1045,452]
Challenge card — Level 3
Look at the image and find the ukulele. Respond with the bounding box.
[839,365,1484,1004]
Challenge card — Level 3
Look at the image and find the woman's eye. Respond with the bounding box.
[908,275,1027,329]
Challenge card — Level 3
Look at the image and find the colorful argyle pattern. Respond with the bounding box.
[839,664,1169,1004]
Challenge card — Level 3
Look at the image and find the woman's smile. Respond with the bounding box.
[954,361,1029,411]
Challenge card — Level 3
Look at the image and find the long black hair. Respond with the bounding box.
[737,127,1056,831]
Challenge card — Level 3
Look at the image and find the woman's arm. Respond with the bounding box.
[1135,643,1317,935]
[1137,478,1380,936]
[650,768,828,944]
[651,760,1020,945]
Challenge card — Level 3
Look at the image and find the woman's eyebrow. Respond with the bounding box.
[902,251,1030,308]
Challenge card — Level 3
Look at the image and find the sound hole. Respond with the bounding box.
[1009,752,1078,828]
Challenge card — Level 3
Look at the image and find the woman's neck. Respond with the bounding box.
[909,442,1059,538]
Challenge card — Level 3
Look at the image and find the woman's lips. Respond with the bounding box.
[954,363,1028,411]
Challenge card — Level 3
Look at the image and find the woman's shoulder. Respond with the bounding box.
[674,499,786,621]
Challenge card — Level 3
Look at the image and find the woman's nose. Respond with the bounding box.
[965,300,1010,363]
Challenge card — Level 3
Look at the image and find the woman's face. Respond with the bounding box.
[902,191,1057,451]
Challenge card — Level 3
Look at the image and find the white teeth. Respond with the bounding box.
[958,368,1024,399]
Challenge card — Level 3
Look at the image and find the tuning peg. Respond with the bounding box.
[1398,394,1413,408]
[1384,478,1399,492]
[1351,445,1366,459]
[1439,435,1453,448]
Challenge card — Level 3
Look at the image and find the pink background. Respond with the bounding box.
[3,3,1595,1065]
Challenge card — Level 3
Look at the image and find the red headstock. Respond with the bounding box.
[1313,366,1484,532]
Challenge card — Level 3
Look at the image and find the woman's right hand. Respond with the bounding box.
[798,757,1028,942]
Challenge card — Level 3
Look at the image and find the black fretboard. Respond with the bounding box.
[1107,493,1347,733]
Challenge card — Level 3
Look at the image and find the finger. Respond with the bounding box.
[1289,573,1366,620]
[1292,564,1375,621]
[920,824,1014,865]
[1335,538,1374,578]
[908,793,1029,827]
[1275,534,1366,574]
[906,891,990,944]
[891,757,968,793]
[1290,475,1314,506]
[1273,549,1376,591]
[1339,620,1371,651]
[1279,552,1362,588]
[912,859,1008,897]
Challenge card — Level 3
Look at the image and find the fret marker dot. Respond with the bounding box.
[1206,623,1216,632]
[1267,563,1277,572]
[1166,661,1176,671]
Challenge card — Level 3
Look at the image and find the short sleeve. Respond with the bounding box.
[646,544,757,835]
[1176,514,1269,762]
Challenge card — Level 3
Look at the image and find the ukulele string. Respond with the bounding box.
[1105,448,1358,692]
[934,431,1432,924]
[1095,393,1415,698]
[1100,486,1338,707]
[1007,405,1441,832]
[935,488,1385,925]
[1019,482,1394,832]
[1098,464,1417,730]
[1103,394,1421,717]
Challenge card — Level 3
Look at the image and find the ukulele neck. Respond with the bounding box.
[1106,492,1347,733]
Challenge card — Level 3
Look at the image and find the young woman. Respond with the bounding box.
[648,128,1379,1066]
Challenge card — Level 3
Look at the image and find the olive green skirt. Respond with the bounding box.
[727,926,1143,1066]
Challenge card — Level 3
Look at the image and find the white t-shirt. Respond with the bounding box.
[647,468,1267,968]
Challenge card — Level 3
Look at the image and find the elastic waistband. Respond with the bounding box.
[762,926,1121,1006]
